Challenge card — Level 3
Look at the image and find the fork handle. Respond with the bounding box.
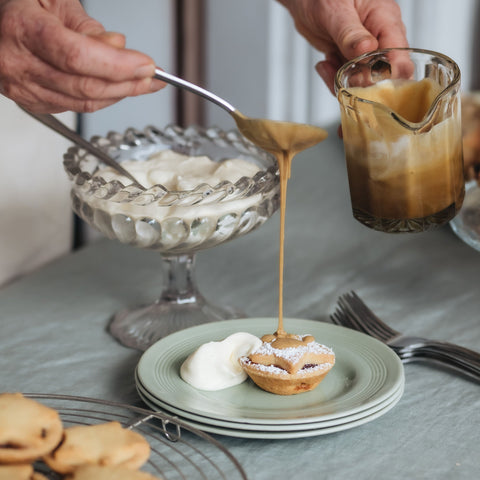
[401,349,480,383]
[410,347,480,372]
[399,340,480,368]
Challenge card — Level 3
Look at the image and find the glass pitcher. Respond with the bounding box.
[335,48,464,233]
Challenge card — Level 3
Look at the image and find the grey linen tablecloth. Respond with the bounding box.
[1,125,479,479]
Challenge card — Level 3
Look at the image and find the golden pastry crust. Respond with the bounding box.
[64,465,162,480]
[241,359,333,395]
[0,393,63,464]
[0,464,48,480]
[240,333,335,395]
[44,422,150,474]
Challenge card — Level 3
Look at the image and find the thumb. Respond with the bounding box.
[90,31,126,49]
[327,6,378,59]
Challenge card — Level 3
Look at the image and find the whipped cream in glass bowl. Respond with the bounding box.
[63,124,279,350]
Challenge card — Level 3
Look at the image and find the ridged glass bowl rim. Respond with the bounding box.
[63,124,280,207]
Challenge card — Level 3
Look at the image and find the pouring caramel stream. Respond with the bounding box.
[233,111,328,339]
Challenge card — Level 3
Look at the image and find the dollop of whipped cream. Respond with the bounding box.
[180,332,262,391]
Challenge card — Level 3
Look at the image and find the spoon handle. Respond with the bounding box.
[154,68,236,114]
[19,106,145,189]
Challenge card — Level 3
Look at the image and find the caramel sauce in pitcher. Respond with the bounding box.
[342,78,464,226]
[233,111,328,346]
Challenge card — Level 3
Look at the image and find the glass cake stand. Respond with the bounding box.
[63,124,279,350]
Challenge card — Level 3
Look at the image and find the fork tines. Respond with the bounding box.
[330,291,399,342]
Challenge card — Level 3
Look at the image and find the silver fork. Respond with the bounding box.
[330,291,480,382]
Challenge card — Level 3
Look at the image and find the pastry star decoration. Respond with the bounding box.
[247,334,335,374]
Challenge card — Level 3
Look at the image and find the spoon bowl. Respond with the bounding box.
[153,68,328,155]
[231,111,328,155]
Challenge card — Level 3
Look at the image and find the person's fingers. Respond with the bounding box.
[316,60,336,95]
[0,36,165,111]
[0,0,166,112]
[92,31,127,49]
[24,15,156,82]
[61,6,130,56]
[365,3,409,50]
[4,53,164,113]
[315,53,342,95]
[322,1,379,60]
[36,71,164,102]
[37,49,166,99]
[48,0,105,34]
[14,79,124,114]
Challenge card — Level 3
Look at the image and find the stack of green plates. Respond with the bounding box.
[135,318,404,439]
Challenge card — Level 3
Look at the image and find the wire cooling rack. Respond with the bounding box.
[25,393,247,480]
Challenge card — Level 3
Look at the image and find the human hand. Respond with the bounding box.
[0,0,165,113]
[277,0,409,94]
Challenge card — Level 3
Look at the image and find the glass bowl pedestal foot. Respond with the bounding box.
[108,253,245,351]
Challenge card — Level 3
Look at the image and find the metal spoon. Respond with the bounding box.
[153,68,328,155]
[18,106,145,189]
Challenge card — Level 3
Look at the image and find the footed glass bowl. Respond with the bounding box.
[63,124,280,350]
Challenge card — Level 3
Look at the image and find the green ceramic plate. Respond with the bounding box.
[137,383,404,439]
[136,369,403,431]
[136,318,404,425]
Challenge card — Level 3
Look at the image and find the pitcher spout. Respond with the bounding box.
[336,48,461,134]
